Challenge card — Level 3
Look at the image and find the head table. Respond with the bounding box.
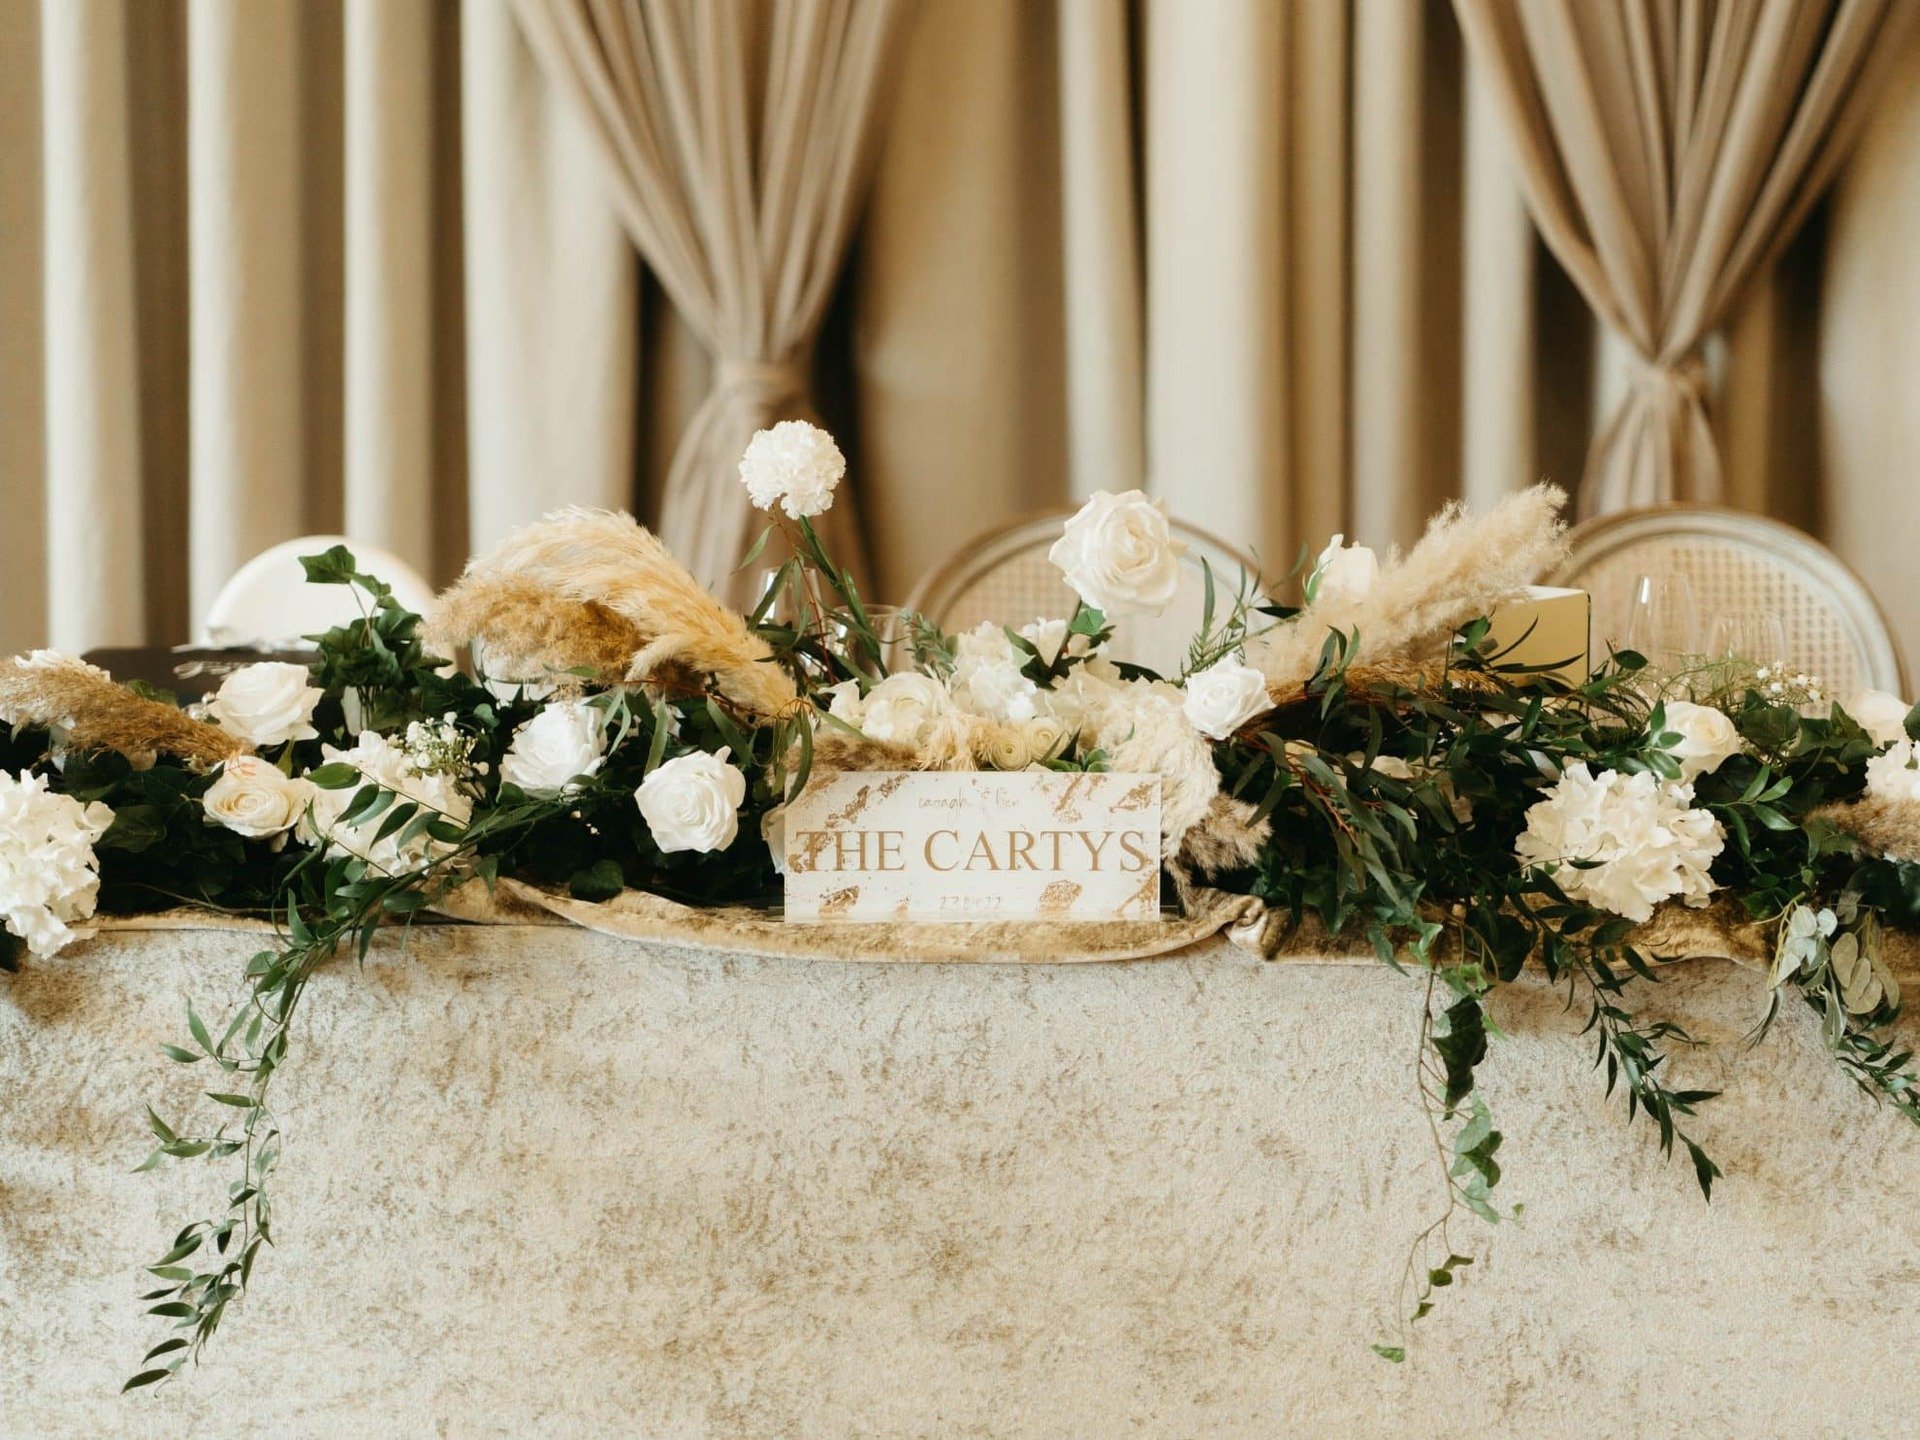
[4,920,1919,1439]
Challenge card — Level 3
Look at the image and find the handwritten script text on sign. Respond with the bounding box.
[782,771,1161,922]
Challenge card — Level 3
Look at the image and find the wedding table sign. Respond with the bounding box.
[782,770,1161,921]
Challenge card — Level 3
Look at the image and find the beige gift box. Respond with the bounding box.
[1483,585,1591,684]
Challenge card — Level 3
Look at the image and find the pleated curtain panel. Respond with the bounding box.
[1454,0,1920,514]
[507,0,917,597]
[6,0,1920,667]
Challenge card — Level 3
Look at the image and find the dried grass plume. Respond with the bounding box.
[427,508,797,717]
[0,652,244,768]
[1249,484,1570,698]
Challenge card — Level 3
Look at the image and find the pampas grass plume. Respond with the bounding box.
[0,653,244,767]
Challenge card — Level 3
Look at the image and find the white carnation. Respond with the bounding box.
[1181,655,1271,740]
[499,700,608,798]
[1656,701,1743,783]
[636,748,746,855]
[0,771,114,957]
[1082,678,1218,853]
[202,756,315,840]
[298,731,473,877]
[857,673,951,748]
[1866,741,1920,804]
[1515,763,1724,922]
[738,419,845,520]
[1846,688,1912,749]
[1309,534,1379,606]
[206,662,322,749]
[949,624,1044,723]
[1047,490,1187,617]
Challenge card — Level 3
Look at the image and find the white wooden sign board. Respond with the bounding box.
[782,771,1162,923]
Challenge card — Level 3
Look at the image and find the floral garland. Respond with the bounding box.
[2,420,1919,1387]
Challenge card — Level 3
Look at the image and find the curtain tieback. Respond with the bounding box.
[714,356,810,413]
[1629,352,1710,410]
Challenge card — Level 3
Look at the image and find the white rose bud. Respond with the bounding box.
[738,419,845,520]
[1024,715,1069,763]
[985,728,1033,771]
[1656,700,1744,783]
[858,673,950,749]
[1181,655,1272,741]
[498,700,608,798]
[636,748,747,855]
[1309,534,1379,607]
[202,755,316,840]
[1846,688,1912,749]
[1047,489,1187,618]
[205,662,323,749]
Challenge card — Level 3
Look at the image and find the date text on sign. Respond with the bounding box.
[781,771,1162,923]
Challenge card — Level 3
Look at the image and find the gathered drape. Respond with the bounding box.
[1454,0,1919,515]
[506,0,918,598]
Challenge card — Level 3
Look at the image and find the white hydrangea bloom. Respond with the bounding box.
[856,673,952,749]
[298,731,474,877]
[0,771,114,957]
[1515,763,1725,922]
[1866,741,1920,804]
[1016,617,1095,667]
[738,419,845,520]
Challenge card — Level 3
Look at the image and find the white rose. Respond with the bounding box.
[498,700,608,798]
[636,748,747,855]
[1025,715,1069,763]
[1309,534,1379,607]
[1181,655,1271,740]
[1656,701,1743,783]
[205,662,322,749]
[858,673,951,748]
[202,756,316,839]
[1047,490,1187,617]
[738,419,845,520]
[1866,741,1920,804]
[1847,688,1912,749]
[0,771,113,958]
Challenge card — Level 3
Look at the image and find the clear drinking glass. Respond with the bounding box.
[1707,609,1787,669]
[1617,574,1699,672]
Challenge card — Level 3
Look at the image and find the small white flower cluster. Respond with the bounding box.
[738,420,845,520]
[499,701,607,799]
[1752,665,1826,707]
[0,771,114,957]
[1515,763,1725,923]
[403,714,479,778]
[299,732,475,877]
[205,663,322,750]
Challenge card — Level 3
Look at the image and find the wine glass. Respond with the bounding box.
[1706,609,1787,669]
[1616,573,1699,673]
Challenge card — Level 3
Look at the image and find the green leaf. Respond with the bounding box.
[159,1043,200,1065]
[1371,1345,1406,1363]
[298,544,358,586]
[306,762,361,790]
[123,1368,176,1392]
[205,1092,256,1109]
[187,1005,214,1056]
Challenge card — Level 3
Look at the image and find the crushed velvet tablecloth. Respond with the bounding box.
[6,920,1920,1438]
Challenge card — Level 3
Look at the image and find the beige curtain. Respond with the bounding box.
[506,0,918,598]
[1454,0,1919,515]
[0,0,636,656]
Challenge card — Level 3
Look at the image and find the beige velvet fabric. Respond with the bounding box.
[507,0,918,598]
[8,924,1920,1436]
[1455,0,1919,515]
